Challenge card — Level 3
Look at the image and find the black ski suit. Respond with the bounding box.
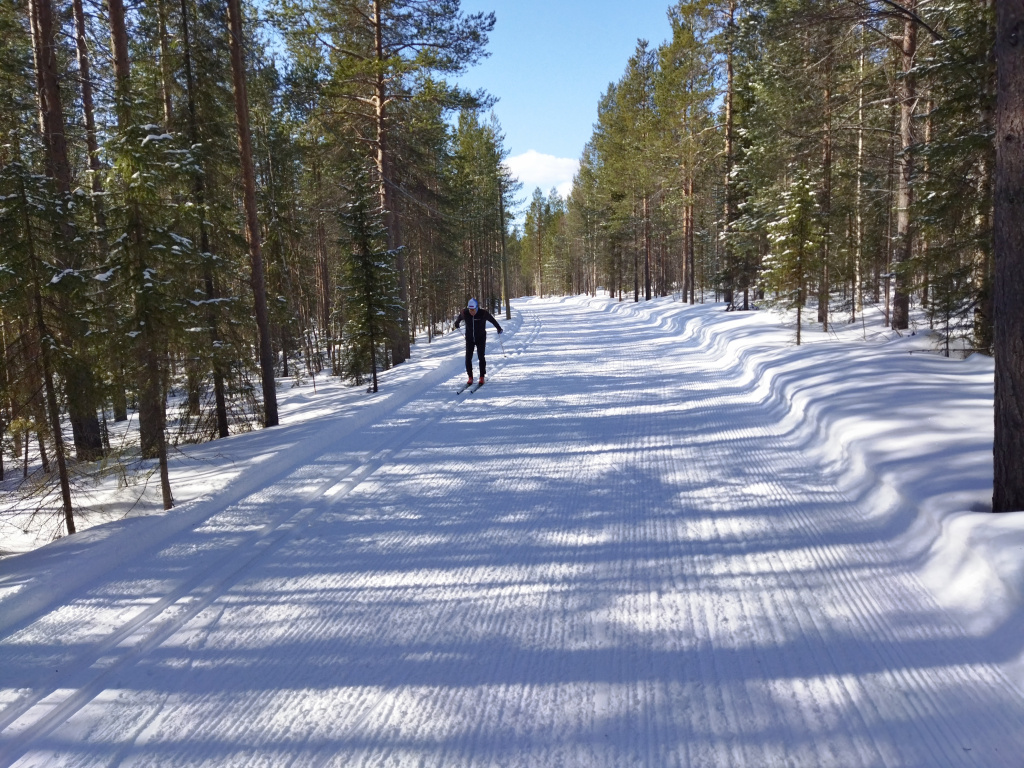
[454,307,502,378]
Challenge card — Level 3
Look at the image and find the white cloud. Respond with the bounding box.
[506,150,579,203]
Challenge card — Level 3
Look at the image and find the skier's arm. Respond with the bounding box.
[453,309,464,329]
[487,311,503,334]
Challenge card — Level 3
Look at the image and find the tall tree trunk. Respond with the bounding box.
[993,0,1024,512]
[681,192,690,304]
[180,0,228,437]
[226,0,279,428]
[158,0,174,128]
[371,0,410,365]
[498,176,512,319]
[892,0,917,331]
[633,199,640,303]
[29,0,104,460]
[107,0,173,509]
[687,185,695,305]
[975,1,997,353]
[107,0,131,117]
[72,0,106,235]
[819,75,833,331]
[643,195,652,301]
[854,37,865,323]
[73,0,128,425]
[722,0,737,307]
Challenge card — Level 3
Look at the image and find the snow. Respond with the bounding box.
[140,134,173,147]
[3,295,1024,766]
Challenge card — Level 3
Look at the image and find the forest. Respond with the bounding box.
[532,0,992,347]
[524,0,1023,511]
[1,0,1023,534]
[0,0,524,530]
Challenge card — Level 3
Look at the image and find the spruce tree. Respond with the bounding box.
[338,167,400,393]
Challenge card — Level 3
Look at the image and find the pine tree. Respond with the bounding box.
[227,0,279,428]
[656,0,719,305]
[273,0,495,364]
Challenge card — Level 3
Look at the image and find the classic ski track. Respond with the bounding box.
[636,300,1024,766]
[0,442,429,762]
[319,305,620,768]
[4,299,1024,765]
[0,312,543,766]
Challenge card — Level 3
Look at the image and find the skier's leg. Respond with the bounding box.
[465,338,475,378]
[478,338,487,377]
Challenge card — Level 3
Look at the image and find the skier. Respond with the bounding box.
[454,298,502,388]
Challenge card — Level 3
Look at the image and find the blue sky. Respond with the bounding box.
[455,0,676,208]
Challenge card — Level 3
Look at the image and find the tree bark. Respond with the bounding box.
[107,0,131,119]
[854,36,865,323]
[820,75,833,330]
[498,176,512,319]
[180,0,229,438]
[643,195,652,301]
[993,0,1024,512]
[722,0,737,307]
[157,0,174,128]
[226,0,279,427]
[892,0,917,330]
[371,0,410,365]
[106,0,173,509]
[29,0,104,460]
[73,0,129,426]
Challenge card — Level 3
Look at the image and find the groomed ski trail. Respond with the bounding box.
[1,297,1023,766]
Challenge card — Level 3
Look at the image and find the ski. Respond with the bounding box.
[470,380,484,393]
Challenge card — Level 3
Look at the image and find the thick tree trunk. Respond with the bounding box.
[993,0,1024,512]
[29,0,104,460]
[72,0,106,234]
[107,0,131,116]
[29,0,72,193]
[892,1,917,331]
[226,0,279,427]
[74,0,129,425]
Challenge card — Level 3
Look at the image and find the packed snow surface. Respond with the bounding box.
[3,295,1024,766]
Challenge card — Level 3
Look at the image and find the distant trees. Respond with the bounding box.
[566,0,1001,349]
[0,0,514,537]
[566,0,1017,510]
[274,0,495,364]
[566,1,725,304]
